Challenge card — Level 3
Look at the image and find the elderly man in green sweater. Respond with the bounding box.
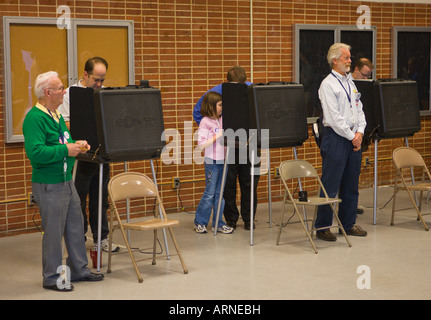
[23,71,104,292]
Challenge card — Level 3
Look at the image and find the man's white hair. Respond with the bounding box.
[34,71,59,99]
[327,43,351,67]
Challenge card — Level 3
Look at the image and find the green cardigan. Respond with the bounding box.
[23,105,76,184]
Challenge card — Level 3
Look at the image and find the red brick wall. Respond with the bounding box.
[1,0,431,236]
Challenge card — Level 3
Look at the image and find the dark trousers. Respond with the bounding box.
[223,162,260,224]
[315,128,362,231]
[74,161,110,242]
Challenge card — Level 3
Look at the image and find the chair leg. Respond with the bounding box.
[152,229,157,265]
[418,191,424,221]
[391,187,398,226]
[117,223,143,283]
[276,194,287,246]
[293,205,318,254]
[167,227,188,274]
[406,189,429,231]
[330,204,352,247]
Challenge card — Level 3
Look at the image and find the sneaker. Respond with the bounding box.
[100,238,120,252]
[212,224,234,234]
[316,229,337,242]
[194,224,207,234]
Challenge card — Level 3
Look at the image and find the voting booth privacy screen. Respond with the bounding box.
[221,82,308,149]
[70,86,165,162]
[248,83,308,148]
[354,79,421,139]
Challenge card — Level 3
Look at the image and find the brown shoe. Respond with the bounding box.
[346,225,367,236]
[316,229,337,242]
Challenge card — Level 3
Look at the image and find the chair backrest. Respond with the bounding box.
[108,172,158,202]
[393,147,425,170]
[279,159,319,181]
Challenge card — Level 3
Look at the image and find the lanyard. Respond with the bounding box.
[47,109,65,144]
[47,109,67,180]
[331,72,351,105]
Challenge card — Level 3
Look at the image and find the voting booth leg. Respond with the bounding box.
[250,148,255,246]
[267,149,272,228]
[151,159,170,259]
[373,140,378,225]
[97,163,103,272]
[213,147,229,236]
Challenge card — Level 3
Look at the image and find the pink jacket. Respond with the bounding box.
[198,116,225,161]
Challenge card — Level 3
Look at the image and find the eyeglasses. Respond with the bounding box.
[88,74,105,84]
[359,70,372,79]
[47,86,65,92]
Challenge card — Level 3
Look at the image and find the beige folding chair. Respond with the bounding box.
[276,160,352,253]
[107,172,188,283]
[392,147,431,231]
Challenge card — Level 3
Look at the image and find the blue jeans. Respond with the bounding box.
[194,159,226,227]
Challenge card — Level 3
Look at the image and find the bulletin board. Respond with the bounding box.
[3,18,69,142]
[2,16,135,143]
[75,25,130,88]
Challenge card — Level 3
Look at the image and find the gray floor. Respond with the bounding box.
[1,186,430,300]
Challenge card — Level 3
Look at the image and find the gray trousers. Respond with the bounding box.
[33,180,91,286]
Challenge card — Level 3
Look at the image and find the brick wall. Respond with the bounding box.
[1,0,431,236]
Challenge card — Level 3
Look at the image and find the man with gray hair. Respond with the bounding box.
[23,71,104,292]
[314,43,368,241]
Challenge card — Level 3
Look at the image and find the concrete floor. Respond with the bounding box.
[1,186,430,300]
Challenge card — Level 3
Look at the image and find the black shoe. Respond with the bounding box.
[226,220,237,229]
[357,208,364,214]
[72,272,104,282]
[316,229,337,242]
[43,283,74,292]
[244,221,255,230]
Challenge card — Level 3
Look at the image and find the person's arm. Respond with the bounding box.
[23,116,69,164]
[193,84,223,125]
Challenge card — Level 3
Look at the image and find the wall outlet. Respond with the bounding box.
[274,168,280,178]
[172,177,180,189]
[28,192,36,206]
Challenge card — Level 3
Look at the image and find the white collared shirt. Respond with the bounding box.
[318,70,366,141]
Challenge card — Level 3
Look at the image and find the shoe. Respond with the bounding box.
[316,229,337,242]
[346,225,367,236]
[357,208,364,214]
[212,225,234,234]
[244,221,255,230]
[43,283,74,292]
[226,220,237,229]
[194,224,207,234]
[72,272,104,282]
[101,238,120,252]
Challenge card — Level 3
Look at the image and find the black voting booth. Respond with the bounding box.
[353,79,421,225]
[69,85,166,270]
[216,82,308,244]
[354,79,421,140]
[70,86,165,162]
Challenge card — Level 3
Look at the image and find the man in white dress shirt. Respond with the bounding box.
[58,57,119,252]
[315,43,368,241]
